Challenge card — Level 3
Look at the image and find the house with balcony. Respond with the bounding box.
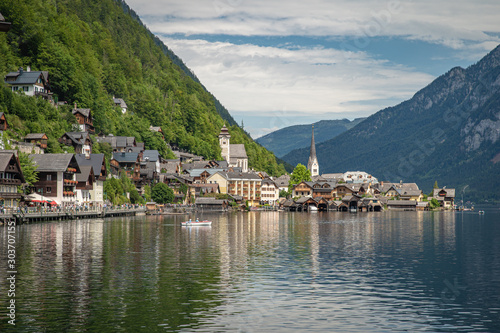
[76,165,94,205]
[0,151,25,208]
[72,104,95,134]
[208,171,261,207]
[75,154,107,206]
[110,152,140,180]
[4,67,52,101]
[29,154,81,206]
[432,187,456,209]
[260,178,279,205]
[59,132,92,156]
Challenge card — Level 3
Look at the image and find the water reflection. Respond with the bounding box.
[0,210,499,332]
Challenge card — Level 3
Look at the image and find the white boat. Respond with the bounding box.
[308,205,318,211]
[181,220,212,226]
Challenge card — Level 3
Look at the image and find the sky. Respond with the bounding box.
[126,0,500,138]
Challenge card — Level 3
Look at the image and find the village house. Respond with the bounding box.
[96,135,138,153]
[292,181,314,197]
[110,152,141,180]
[75,165,95,205]
[260,178,280,205]
[113,97,128,113]
[58,132,92,156]
[75,154,107,206]
[208,171,262,207]
[72,104,95,134]
[24,133,48,150]
[432,187,456,209]
[0,151,25,208]
[4,67,52,101]
[0,12,12,32]
[29,154,81,206]
[274,174,290,193]
[342,171,379,184]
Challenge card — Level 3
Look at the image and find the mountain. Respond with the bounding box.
[256,118,365,158]
[282,45,500,203]
[0,0,285,175]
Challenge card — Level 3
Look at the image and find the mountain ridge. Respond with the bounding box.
[282,44,500,202]
[256,118,365,158]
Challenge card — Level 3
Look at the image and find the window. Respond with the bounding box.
[47,175,52,181]
[46,187,51,193]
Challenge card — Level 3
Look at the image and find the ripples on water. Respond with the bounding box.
[1,209,500,332]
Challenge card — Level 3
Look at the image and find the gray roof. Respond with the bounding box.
[230,144,247,158]
[387,200,417,206]
[30,154,79,172]
[189,168,224,177]
[112,152,139,163]
[75,154,105,177]
[4,69,48,85]
[113,98,127,108]
[195,197,227,205]
[62,132,91,145]
[142,150,160,162]
[72,108,91,118]
[25,133,47,140]
[400,190,422,197]
[225,172,262,181]
[76,165,93,182]
[433,188,456,198]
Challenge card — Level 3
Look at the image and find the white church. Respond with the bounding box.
[219,125,248,172]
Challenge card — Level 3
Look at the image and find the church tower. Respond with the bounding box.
[219,125,231,162]
[307,125,319,177]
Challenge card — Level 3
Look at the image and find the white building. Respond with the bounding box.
[219,125,248,172]
[307,125,319,177]
[343,171,378,184]
[260,178,280,205]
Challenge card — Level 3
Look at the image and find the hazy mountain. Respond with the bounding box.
[282,45,500,202]
[256,118,365,158]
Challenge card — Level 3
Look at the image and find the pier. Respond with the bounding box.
[0,207,146,225]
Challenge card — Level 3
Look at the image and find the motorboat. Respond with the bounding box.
[181,220,212,226]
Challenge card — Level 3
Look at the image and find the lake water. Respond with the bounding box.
[1,209,500,332]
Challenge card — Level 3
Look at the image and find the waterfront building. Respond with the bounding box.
[260,178,280,205]
[0,151,25,208]
[29,154,81,206]
[208,171,262,207]
[75,154,107,206]
[307,125,319,177]
[431,187,456,208]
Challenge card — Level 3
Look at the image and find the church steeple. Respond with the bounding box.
[307,125,319,177]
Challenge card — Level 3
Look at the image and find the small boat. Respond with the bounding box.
[478,211,485,215]
[181,220,212,226]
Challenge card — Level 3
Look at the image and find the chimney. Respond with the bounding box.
[19,67,23,74]
[74,102,77,110]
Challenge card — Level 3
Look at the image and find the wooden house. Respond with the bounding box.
[59,132,92,156]
[72,104,95,134]
[24,133,48,149]
[0,152,25,208]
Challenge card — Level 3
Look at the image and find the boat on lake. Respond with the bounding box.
[181,220,212,226]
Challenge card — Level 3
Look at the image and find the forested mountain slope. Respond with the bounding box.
[0,0,285,175]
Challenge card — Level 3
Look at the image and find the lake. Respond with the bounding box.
[1,209,500,332]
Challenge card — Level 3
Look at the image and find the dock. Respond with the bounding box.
[0,207,146,225]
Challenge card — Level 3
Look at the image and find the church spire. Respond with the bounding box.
[307,125,319,177]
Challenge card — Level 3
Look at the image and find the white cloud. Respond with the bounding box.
[128,0,500,49]
[161,37,434,115]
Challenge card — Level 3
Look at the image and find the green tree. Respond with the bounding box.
[430,198,440,210]
[129,189,144,204]
[433,181,439,189]
[143,184,152,202]
[288,164,311,193]
[279,189,289,198]
[152,182,174,204]
[18,152,38,191]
